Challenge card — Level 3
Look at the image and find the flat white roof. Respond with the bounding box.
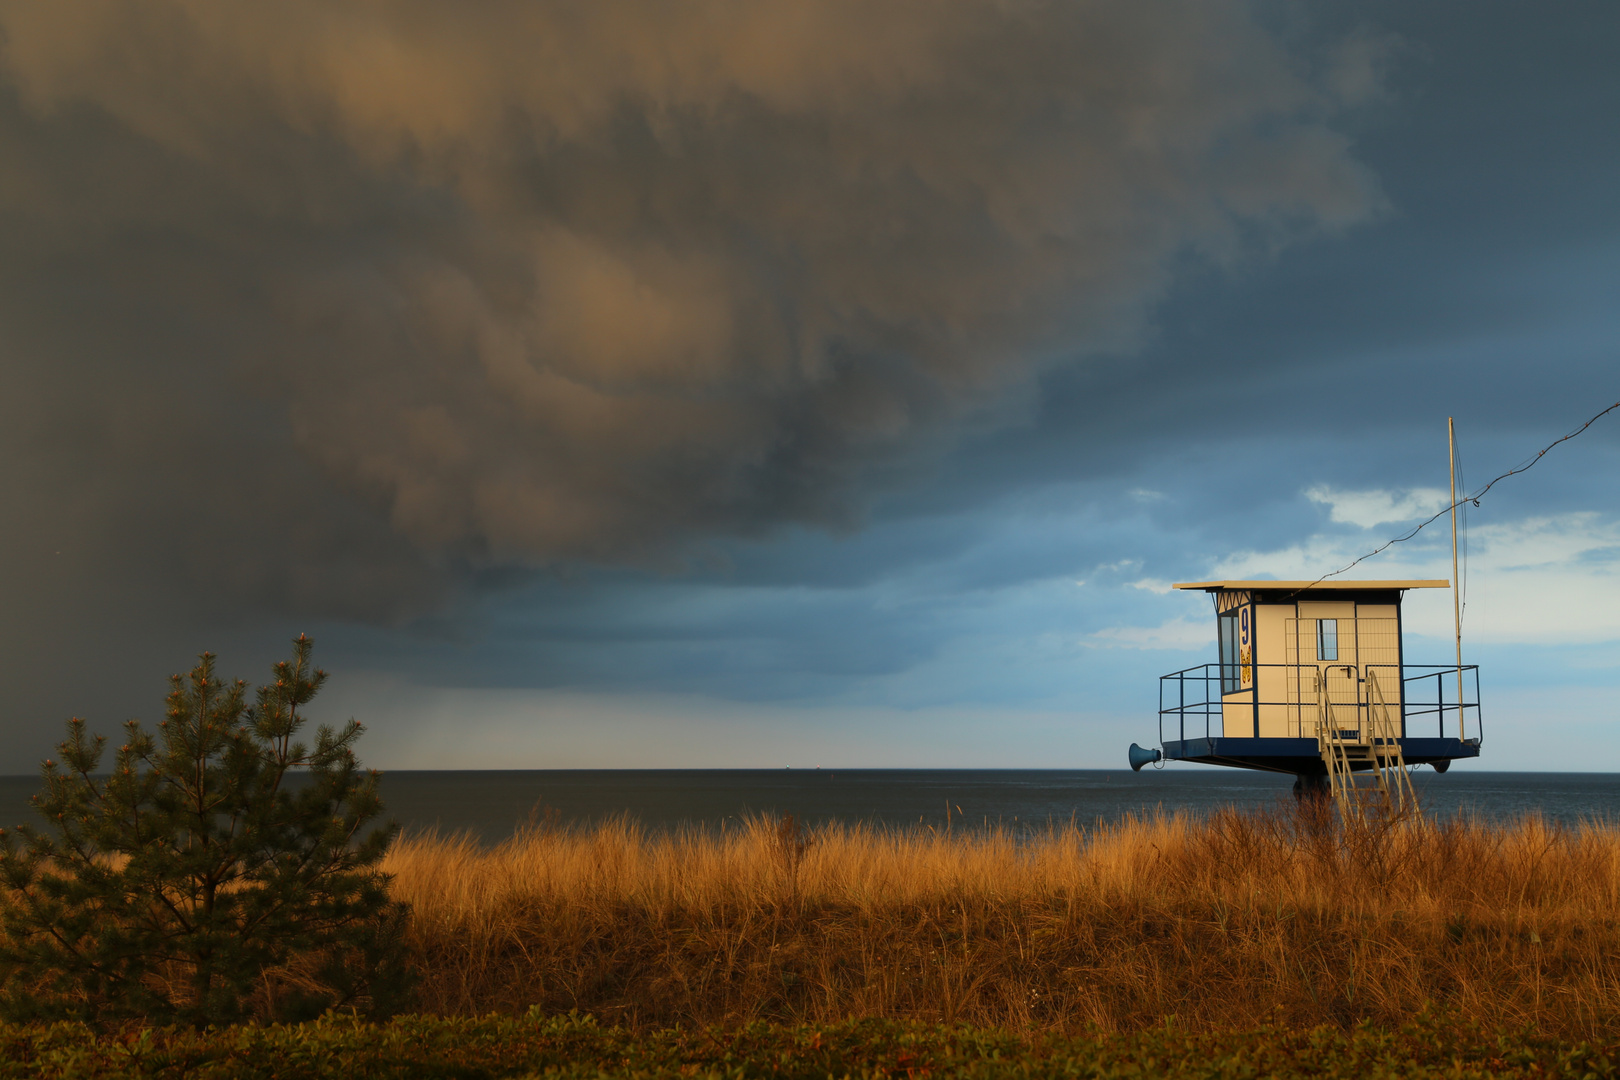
[1173,580,1450,590]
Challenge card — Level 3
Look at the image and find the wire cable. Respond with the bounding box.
[1284,400,1620,597]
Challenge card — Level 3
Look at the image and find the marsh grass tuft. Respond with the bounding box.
[382,807,1620,1037]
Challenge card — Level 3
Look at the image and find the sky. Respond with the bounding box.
[1,1,1616,773]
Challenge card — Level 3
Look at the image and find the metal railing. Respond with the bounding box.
[1401,664,1483,742]
[1157,663,1313,744]
[1158,662,1483,744]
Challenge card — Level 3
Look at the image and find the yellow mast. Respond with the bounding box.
[1449,417,1466,741]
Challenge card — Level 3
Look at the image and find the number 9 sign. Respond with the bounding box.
[1239,606,1253,686]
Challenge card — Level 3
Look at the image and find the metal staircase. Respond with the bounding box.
[1315,666,1419,821]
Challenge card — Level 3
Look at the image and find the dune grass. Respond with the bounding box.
[381,806,1620,1038]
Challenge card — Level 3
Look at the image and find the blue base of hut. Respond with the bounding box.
[1161,736,1481,776]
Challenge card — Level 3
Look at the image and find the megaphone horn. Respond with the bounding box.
[1128,743,1162,772]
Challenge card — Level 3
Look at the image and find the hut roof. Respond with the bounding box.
[1171,580,1449,591]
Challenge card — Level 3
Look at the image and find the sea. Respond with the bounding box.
[3,769,1615,846]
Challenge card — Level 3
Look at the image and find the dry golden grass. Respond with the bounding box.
[382,807,1620,1037]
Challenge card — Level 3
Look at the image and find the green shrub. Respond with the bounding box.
[0,1012,1612,1080]
[0,637,412,1026]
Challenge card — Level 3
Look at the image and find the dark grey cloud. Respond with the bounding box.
[0,0,1383,627]
[919,0,1620,521]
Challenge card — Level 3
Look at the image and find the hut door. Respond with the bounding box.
[1288,602,1360,739]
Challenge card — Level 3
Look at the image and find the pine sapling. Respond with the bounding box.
[0,636,413,1025]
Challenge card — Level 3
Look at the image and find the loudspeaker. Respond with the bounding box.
[1128,743,1162,772]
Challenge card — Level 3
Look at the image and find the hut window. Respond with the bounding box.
[1316,619,1338,661]
[1219,608,1242,694]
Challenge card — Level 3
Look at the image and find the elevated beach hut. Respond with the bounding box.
[1130,580,1482,809]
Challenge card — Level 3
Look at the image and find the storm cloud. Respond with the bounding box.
[0,0,1386,622]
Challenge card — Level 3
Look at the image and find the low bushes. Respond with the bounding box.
[1,1010,1614,1079]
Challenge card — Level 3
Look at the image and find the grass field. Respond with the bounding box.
[3,1010,1616,1079]
[6,807,1620,1075]
[383,807,1620,1038]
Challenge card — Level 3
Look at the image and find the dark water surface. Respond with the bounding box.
[6,769,1612,846]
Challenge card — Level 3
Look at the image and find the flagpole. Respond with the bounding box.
[1449,417,1466,742]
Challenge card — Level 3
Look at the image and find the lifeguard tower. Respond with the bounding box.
[1129,580,1482,816]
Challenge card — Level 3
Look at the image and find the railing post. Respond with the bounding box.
[1437,672,1443,738]
[1179,671,1186,744]
[1353,668,1360,740]
[1472,666,1482,743]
